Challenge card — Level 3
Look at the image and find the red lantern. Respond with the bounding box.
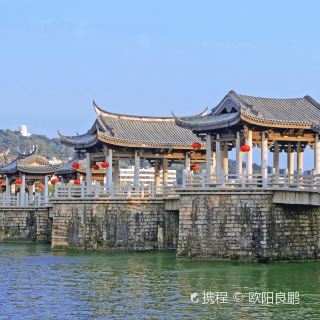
[51,178,59,185]
[240,144,251,152]
[16,179,23,185]
[191,141,202,150]
[101,161,110,169]
[192,164,200,172]
[72,162,80,170]
[74,180,81,185]
[38,184,44,191]
[0,179,4,185]
[91,164,100,170]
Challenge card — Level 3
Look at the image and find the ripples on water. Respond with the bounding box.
[0,243,319,319]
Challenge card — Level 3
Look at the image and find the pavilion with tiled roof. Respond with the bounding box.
[0,147,61,179]
[174,90,320,185]
[59,101,206,192]
[0,146,62,205]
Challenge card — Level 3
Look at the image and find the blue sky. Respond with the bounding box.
[0,0,319,168]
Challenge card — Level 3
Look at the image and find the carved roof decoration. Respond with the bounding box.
[174,90,320,132]
[59,101,206,150]
[0,148,11,167]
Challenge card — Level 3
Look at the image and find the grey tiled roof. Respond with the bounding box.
[234,91,320,125]
[175,90,320,131]
[59,102,205,149]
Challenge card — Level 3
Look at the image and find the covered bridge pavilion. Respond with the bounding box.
[0,146,62,205]
[175,90,320,189]
[59,101,206,194]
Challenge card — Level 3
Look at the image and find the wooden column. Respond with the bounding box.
[183,152,191,187]
[163,158,169,187]
[134,150,140,190]
[44,175,49,203]
[261,131,268,186]
[236,131,242,177]
[287,144,294,176]
[107,149,113,191]
[5,177,10,199]
[246,128,253,178]
[211,151,216,175]
[154,161,161,190]
[205,134,212,184]
[28,183,33,204]
[113,159,120,191]
[20,174,26,206]
[297,142,303,174]
[103,147,108,192]
[273,141,280,177]
[11,182,15,195]
[185,152,191,171]
[314,134,320,174]
[215,134,222,183]
[85,152,92,194]
[222,143,228,175]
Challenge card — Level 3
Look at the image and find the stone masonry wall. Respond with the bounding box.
[0,207,51,242]
[51,199,179,250]
[178,192,320,261]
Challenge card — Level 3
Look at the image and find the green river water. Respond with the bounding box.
[0,243,319,319]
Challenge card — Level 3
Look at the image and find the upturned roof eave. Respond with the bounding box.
[0,160,18,174]
[175,113,242,132]
[58,131,98,148]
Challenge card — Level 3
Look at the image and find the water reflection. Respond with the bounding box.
[0,243,319,319]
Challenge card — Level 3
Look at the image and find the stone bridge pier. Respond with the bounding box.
[50,198,179,251]
[177,190,320,261]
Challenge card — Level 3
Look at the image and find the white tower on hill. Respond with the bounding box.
[19,124,30,137]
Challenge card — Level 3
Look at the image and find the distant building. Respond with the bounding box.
[120,166,177,187]
[19,124,30,137]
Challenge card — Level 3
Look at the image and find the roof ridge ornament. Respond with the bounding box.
[171,107,209,121]
[304,95,320,110]
[16,145,38,157]
[0,148,10,157]
[93,100,104,115]
[94,100,209,122]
